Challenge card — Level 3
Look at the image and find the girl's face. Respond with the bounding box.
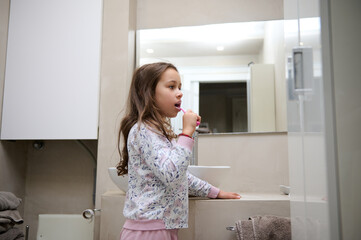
[155,68,183,118]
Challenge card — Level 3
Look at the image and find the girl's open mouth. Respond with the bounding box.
[175,103,181,108]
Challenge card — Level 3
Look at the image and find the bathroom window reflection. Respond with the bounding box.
[199,82,247,133]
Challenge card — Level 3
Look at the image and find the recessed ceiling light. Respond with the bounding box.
[146,48,154,53]
[216,46,224,51]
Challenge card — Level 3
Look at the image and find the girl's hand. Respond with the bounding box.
[182,110,201,136]
[216,190,241,199]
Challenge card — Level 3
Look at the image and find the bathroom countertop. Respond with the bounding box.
[103,191,290,201]
[189,192,290,201]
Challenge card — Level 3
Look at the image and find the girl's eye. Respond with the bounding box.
[169,86,174,89]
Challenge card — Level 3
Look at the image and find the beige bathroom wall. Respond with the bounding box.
[95,0,136,201]
[137,0,283,29]
[95,0,137,238]
[198,132,289,193]
[24,140,97,240]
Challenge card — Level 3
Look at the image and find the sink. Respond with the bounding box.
[108,165,231,192]
[108,167,128,192]
[188,165,231,188]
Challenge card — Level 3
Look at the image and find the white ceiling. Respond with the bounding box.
[139,21,266,58]
[139,18,321,60]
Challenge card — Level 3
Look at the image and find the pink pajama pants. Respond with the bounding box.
[119,219,178,240]
[119,228,178,240]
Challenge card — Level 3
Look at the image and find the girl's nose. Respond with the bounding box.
[177,89,183,98]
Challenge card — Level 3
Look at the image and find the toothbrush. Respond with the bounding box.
[178,107,200,126]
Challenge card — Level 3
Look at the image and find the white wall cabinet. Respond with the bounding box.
[1,0,102,139]
[248,64,276,132]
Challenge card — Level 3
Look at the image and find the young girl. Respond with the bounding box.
[117,62,240,240]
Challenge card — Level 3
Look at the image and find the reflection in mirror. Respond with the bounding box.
[138,20,287,134]
[199,82,247,133]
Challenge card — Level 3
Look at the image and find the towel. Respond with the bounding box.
[0,222,14,234]
[0,227,24,240]
[0,210,24,224]
[0,192,22,211]
[235,215,291,240]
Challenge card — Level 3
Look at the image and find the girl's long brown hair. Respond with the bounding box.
[116,62,178,175]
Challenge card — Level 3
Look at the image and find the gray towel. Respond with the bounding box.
[0,192,22,211]
[0,210,24,224]
[235,215,291,240]
[0,227,24,240]
[0,222,14,234]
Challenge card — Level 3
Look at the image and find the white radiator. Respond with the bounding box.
[37,214,94,240]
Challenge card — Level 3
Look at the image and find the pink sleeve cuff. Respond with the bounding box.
[177,135,194,151]
[207,186,220,198]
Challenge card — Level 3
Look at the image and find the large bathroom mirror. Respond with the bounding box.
[138,20,287,134]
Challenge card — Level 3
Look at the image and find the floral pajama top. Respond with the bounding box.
[123,123,219,229]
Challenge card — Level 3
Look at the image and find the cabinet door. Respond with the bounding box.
[1,0,102,139]
[249,64,276,132]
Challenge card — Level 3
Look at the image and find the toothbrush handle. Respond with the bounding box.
[179,107,200,126]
